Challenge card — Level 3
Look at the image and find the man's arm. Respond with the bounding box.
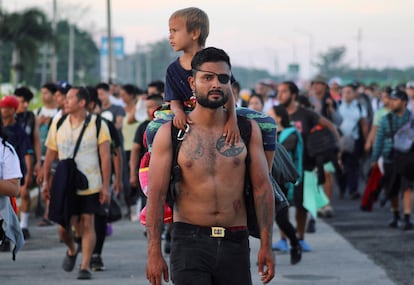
[248,120,275,284]
[98,141,111,205]
[129,142,140,188]
[115,115,123,131]
[146,123,172,284]
[112,145,123,196]
[32,118,42,179]
[41,148,58,201]
[0,178,20,197]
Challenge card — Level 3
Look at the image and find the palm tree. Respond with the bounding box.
[0,8,52,87]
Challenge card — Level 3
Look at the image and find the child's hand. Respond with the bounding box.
[223,117,240,145]
[173,110,191,131]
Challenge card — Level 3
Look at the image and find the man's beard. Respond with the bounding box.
[196,89,229,109]
[281,95,293,108]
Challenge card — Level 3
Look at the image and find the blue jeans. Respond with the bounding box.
[170,222,252,285]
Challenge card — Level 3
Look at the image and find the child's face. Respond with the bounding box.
[169,16,193,52]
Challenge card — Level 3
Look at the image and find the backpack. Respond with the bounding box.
[386,112,414,181]
[393,114,414,153]
[278,127,303,183]
[275,127,303,200]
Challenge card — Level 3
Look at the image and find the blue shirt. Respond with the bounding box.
[164,58,193,102]
[338,100,367,139]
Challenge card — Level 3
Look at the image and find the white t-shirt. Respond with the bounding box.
[0,140,22,180]
[34,106,58,118]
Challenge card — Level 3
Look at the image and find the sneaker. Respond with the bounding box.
[77,269,92,280]
[90,255,105,271]
[299,240,313,252]
[62,250,78,272]
[402,222,414,231]
[388,219,400,229]
[317,208,325,218]
[324,205,334,218]
[350,192,361,200]
[306,219,316,233]
[22,228,30,240]
[290,245,302,265]
[271,239,289,252]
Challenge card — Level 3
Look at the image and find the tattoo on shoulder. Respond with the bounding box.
[216,137,244,157]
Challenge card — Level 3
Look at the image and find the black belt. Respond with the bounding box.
[172,222,249,241]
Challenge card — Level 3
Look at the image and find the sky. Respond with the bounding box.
[3,0,414,79]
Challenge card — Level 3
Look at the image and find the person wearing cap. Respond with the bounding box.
[371,89,413,231]
[406,81,414,112]
[0,96,33,239]
[54,81,72,119]
[14,87,44,229]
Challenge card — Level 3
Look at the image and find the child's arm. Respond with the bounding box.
[170,100,192,131]
[223,90,240,145]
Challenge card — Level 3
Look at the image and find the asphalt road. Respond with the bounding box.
[324,193,414,285]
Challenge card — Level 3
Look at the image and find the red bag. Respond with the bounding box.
[360,164,382,212]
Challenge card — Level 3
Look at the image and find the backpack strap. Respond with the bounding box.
[236,115,252,196]
[169,122,189,206]
[56,114,69,131]
[386,113,394,140]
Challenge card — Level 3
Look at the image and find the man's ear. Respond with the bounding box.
[188,76,195,91]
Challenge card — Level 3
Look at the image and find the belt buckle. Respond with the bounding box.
[210,227,225,238]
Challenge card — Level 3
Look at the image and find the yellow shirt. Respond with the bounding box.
[122,116,140,151]
[46,114,111,195]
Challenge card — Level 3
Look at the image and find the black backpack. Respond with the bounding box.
[169,115,262,238]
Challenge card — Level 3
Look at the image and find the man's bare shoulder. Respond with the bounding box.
[152,121,173,149]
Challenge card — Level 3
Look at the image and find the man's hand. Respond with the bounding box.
[99,187,111,205]
[223,116,240,145]
[146,254,169,285]
[42,182,50,201]
[257,246,275,284]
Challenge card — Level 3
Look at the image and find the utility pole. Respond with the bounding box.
[357,27,362,80]
[50,0,58,82]
[107,0,113,83]
[68,24,74,83]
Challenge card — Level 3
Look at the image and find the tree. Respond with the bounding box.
[55,20,99,84]
[0,8,52,87]
[314,46,348,75]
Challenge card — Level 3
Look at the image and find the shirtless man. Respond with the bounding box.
[146,47,275,285]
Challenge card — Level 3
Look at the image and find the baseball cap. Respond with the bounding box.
[0,96,19,110]
[311,74,328,85]
[56,80,72,94]
[406,81,414,89]
[390,90,408,101]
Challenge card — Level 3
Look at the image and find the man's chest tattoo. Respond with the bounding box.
[216,136,245,157]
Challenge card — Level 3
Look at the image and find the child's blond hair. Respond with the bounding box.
[170,7,209,48]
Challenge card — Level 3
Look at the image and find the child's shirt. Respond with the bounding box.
[165,58,193,103]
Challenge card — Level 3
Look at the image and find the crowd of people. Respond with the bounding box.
[0,6,413,285]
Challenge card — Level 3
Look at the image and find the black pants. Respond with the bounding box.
[170,222,252,285]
